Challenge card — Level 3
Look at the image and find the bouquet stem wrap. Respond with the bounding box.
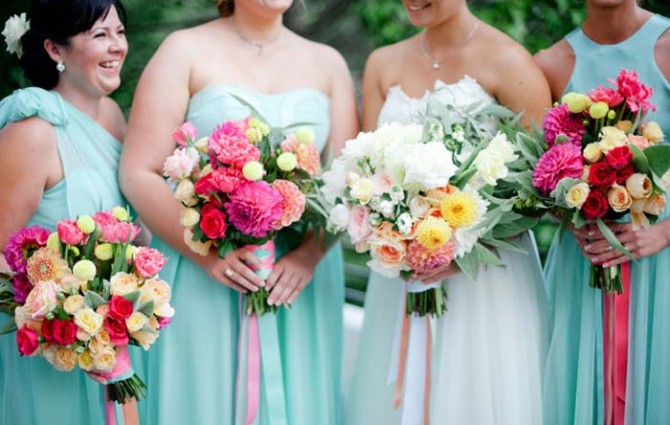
[602,261,631,425]
[388,282,438,425]
[236,241,288,425]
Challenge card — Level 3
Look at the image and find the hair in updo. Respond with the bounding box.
[18,0,127,89]
[214,0,234,17]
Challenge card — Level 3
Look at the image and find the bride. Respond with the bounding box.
[346,1,551,424]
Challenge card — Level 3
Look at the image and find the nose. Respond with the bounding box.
[109,33,128,54]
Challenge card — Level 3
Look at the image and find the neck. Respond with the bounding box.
[423,8,478,54]
[53,83,103,120]
[229,9,285,46]
[582,3,651,44]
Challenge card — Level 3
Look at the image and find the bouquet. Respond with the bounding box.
[164,119,326,315]
[510,69,670,292]
[0,207,173,414]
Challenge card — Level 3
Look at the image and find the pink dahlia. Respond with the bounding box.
[272,179,306,229]
[543,103,586,147]
[225,181,283,238]
[209,121,260,169]
[614,69,655,113]
[588,85,624,108]
[406,240,456,276]
[532,143,584,195]
[4,226,50,274]
[280,135,321,176]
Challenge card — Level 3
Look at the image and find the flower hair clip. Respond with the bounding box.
[2,13,30,59]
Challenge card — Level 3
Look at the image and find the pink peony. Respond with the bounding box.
[225,181,283,238]
[272,179,306,229]
[12,273,32,303]
[280,135,321,176]
[209,121,260,169]
[614,69,655,113]
[163,148,200,181]
[133,247,167,278]
[4,226,50,274]
[171,121,198,147]
[57,219,85,245]
[406,240,457,276]
[532,143,585,195]
[209,167,244,193]
[543,103,586,147]
[588,86,624,108]
[99,222,140,244]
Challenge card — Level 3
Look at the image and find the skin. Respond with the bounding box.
[534,0,670,267]
[0,6,128,271]
[119,0,358,303]
[362,0,551,283]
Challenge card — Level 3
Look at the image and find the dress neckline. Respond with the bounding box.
[50,91,121,144]
[576,14,657,48]
[386,75,494,102]
[190,84,329,103]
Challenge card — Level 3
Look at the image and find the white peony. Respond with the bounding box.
[2,13,29,58]
[327,204,350,232]
[402,141,457,190]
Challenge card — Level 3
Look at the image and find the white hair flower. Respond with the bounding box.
[3,13,30,58]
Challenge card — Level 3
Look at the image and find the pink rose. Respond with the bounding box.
[171,121,198,147]
[133,247,167,278]
[57,219,85,245]
[108,295,134,321]
[199,203,228,239]
[347,205,373,244]
[23,280,60,320]
[105,318,129,345]
[52,318,77,346]
[16,326,39,356]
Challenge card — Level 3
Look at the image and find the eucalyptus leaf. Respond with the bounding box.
[455,252,480,282]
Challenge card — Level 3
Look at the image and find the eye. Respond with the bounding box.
[117,29,125,36]
[94,32,106,39]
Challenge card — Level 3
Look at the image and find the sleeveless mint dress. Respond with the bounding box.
[0,88,129,424]
[144,85,344,425]
[542,15,670,425]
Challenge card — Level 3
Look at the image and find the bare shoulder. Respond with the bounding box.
[303,38,350,75]
[0,116,56,147]
[534,39,575,100]
[364,37,415,89]
[155,19,222,58]
[100,96,126,142]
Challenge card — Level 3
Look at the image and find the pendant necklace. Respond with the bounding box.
[420,21,480,70]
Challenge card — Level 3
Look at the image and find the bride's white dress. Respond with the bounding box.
[345,77,549,425]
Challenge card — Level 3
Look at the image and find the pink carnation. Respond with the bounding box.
[280,135,321,176]
[133,247,167,278]
[532,143,584,195]
[209,167,244,193]
[4,225,50,274]
[99,222,140,244]
[57,219,86,245]
[543,103,586,147]
[171,121,198,148]
[12,273,32,303]
[209,121,260,169]
[588,86,624,108]
[613,69,655,113]
[225,181,283,238]
[406,240,456,276]
[272,179,306,229]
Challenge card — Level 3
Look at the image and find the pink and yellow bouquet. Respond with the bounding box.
[164,119,325,315]
[0,207,173,410]
[514,70,670,292]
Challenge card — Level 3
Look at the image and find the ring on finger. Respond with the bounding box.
[225,267,235,278]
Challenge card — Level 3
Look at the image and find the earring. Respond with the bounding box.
[56,61,65,73]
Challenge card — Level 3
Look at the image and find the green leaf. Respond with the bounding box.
[475,243,504,267]
[83,228,99,258]
[644,144,670,177]
[138,300,155,317]
[217,240,235,259]
[84,291,107,309]
[629,143,650,174]
[122,290,142,306]
[480,237,529,254]
[491,216,539,239]
[455,252,480,282]
[596,219,635,261]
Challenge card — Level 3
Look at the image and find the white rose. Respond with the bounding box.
[327,204,350,232]
[350,178,375,204]
[2,13,29,58]
[402,141,457,190]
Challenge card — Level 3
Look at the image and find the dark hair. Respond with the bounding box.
[18,0,127,89]
[216,0,234,17]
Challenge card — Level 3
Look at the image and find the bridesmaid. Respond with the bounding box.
[0,0,130,423]
[535,1,670,424]
[119,0,357,424]
[346,1,550,424]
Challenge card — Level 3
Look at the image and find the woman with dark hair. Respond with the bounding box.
[120,0,357,424]
[0,0,129,423]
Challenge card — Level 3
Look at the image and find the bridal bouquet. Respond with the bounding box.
[0,207,173,406]
[164,119,326,315]
[510,70,670,292]
[322,121,521,317]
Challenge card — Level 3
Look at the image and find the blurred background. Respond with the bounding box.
[1,0,668,304]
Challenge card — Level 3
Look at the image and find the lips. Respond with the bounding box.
[99,60,120,70]
[406,2,430,12]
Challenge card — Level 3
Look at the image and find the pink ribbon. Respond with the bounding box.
[602,262,630,425]
[87,345,135,425]
[104,387,117,425]
[244,314,261,425]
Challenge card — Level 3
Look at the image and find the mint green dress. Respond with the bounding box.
[0,88,129,424]
[144,85,344,425]
[542,15,670,425]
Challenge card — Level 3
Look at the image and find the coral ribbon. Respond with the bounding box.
[91,346,138,425]
[602,262,630,425]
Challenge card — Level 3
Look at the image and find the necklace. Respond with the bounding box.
[420,21,480,70]
[231,19,283,56]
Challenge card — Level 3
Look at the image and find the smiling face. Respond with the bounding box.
[401,0,465,27]
[54,6,127,97]
[233,0,295,18]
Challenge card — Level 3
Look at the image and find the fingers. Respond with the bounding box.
[227,255,265,290]
[419,264,460,284]
[266,264,284,290]
[267,272,297,306]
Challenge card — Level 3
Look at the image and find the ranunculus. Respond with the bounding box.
[16,326,39,356]
[605,146,633,170]
[348,205,373,244]
[626,173,653,199]
[52,318,77,346]
[607,184,633,213]
[108,295,134,321]
[588,162,617,188]
[57,219,86,245]
[105,318,129,345]
[171,121,197,147]
[565,182,590,209]
[199,203,228,239]
[582,190,609,220]
[74,308,104,336]
[133,247,167,278]
[643,121,664,143]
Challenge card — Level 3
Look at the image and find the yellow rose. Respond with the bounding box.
[582,143,604,163]
[77,349,95,371]
[183,228,212,256]
[625,173,653,199]
[109,272,140,296]
[599,127,628,152]
[93,346,117,372]
[614,120,633,133]
[51,346,78,372]
[180,207,200,228]
[350,178,375,204]
[607,184,633,213]
[565,182,590,209]
[643,194,666,216]
[126,312,149,333]
[194,137,209,154]
[74,307,104,336]
[143,278,172,306]
[63,295,85,315]
[561,92,592,113]
[174,179,198,206]
[130,329,158,350]
[643,121,664,143]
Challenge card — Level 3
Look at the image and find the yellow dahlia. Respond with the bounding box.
[415,217,452,250]
[440,191,479,228]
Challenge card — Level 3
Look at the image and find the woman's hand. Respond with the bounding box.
[197,248,265,293]
[266,236,323,306]
[411,263,461,284]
